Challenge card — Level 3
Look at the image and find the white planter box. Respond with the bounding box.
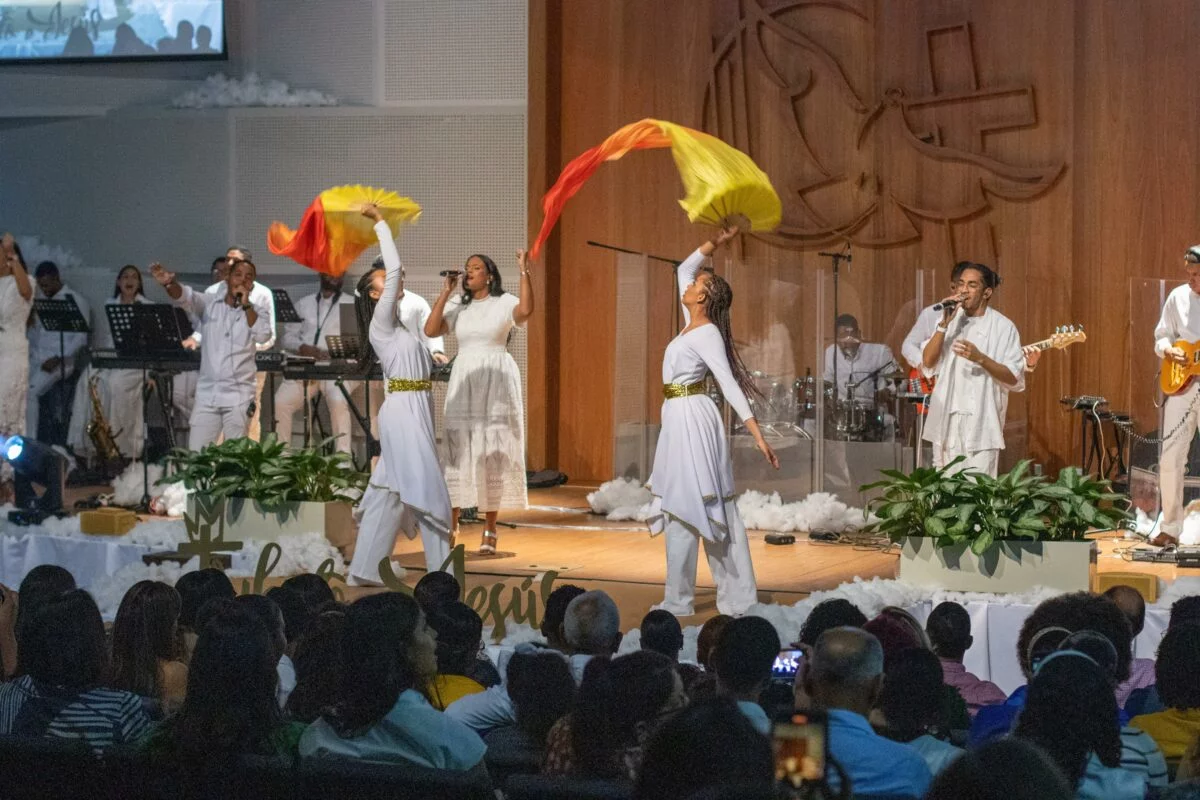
[899,537,1097,594]
[188,495,356,554]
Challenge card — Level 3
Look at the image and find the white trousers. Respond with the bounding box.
[931,413,999,477]
[349,484,451,581]
[1160,383,1200,537]
[659,512,758,617]
[188,401,251,450]
[274,379,353,452]
[26,366,65,438]
[247,372,268,441]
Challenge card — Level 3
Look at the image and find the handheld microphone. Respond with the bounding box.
[439,270,463,278]
[234,292,243,308]
[932,298,959,313]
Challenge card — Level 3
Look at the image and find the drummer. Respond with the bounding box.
[823,314,897,405]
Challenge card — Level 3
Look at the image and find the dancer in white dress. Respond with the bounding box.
[348,205,453,583]
[67,265,150,460]
[426,249,535,554]
[0,234,34,497]
[648,227,778,617]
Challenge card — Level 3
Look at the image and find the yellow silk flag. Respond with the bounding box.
[531,119,781,258]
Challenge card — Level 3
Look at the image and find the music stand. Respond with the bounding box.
[326,334,360,360]
[32,296,89,441]
[107,304,189,510]
[272,289,302,324]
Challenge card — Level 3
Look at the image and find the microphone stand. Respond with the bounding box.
[819,247,852,429]
[586,240,682,330]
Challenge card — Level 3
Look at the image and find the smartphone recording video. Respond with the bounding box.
[771,648,805,679]
[773,711,826,789]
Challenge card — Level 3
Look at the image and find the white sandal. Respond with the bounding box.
[479,530,497,555]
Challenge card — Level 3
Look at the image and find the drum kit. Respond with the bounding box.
[788,366,910,442]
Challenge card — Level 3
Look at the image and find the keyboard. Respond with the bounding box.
[92,349,289,374]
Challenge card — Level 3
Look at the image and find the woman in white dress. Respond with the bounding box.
[347,205,453,583]
[0,234,33,500]
[426,250,534,554]
[648,227,778,617]
[68,265,150,461]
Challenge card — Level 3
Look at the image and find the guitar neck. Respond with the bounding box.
[1027,337,1055,352]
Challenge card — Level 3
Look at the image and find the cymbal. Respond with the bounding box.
[882,370,908,381]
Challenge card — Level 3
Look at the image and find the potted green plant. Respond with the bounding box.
[862,459,1131,593]
[164,435,369,552]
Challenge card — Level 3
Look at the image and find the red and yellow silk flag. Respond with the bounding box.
[530,119,781,259]
[267,185,422,276]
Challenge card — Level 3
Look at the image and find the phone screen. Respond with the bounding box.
[771,648,805,679]
[773,712,826,788]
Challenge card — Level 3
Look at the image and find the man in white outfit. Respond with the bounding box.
[920,262,1025,477]
[26,262,90,445]
[823,314,896,404]
[150,259,273,449]
[1150,245,1200,545]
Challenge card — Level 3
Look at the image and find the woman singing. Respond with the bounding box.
[426,250,534,554]
[649,227,778,617]
[69,265,150,461]
[348,205,453,584]
[0,234,33,501]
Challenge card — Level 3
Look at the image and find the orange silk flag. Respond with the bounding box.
[268,185,422,276]
[530,118,781,259]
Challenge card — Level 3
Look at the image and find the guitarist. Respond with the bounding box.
[1151,245,1200,546]
[920,262,1026,477]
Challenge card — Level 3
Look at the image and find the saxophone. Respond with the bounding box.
[86,375,124,463]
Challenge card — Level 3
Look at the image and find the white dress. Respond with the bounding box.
[646,247,758,616]
[67,296,150,459]
[441,292,528,511]
[0,275,32,438]
[349,221,452,581]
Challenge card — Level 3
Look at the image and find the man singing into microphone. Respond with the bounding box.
[823,314,896,404]
[150,259,272,449]
[920,262,1025,477]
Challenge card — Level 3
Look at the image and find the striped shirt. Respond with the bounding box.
[0,675,152,755]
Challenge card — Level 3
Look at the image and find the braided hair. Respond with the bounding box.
[698,268,763,402]
[354,268,383,372]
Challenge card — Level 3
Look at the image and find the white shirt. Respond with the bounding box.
[170,284,273,406]
[28,282,91,371]
[921,306,1025,453]
[1154,284,1200,357]
[903,304,942,369]
[823,342,896,402]
[280,289,355,355]
[397,290,446,356]
[196,280,276,351]
[276,654,296,709]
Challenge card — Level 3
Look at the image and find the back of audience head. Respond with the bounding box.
[175,569,235,632]
[797,599,867,647]
[574,650,684,779]
[541,584,586,650]
[563,590,621,656]
[1103,584,1146,638]
[426,601,483,677]
[1015,592,1132,681]
[878,646,945,738]
[879,605,933,649]
[1155,622,1200,711]
[166,603,281,762]
[634,698,775,800]
[696,614,733,670]
[20,589,108,691]
[111,580,183,697]
[506,649,576,746]
[15,564,76,642]
[1057,629,1119,682]
[926,600,973,661]
[1171,595,1200,631]
[234,594,286,663]
[265,586,310,652]
[862,613,922,671]
[413,570,460,613]
[803,627,883,714]
[640,609,684,662]
[712,616,779,701]
[925,737,1073,800]
[329,592,435,735]
[285,606,346,724]
[1013,650,1121,789]
[280,573,335,611]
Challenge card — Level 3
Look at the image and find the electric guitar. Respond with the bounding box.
[1024,325,1087,356]
[1160,339,1200,394]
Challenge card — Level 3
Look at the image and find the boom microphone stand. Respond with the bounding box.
[818,246,852,421]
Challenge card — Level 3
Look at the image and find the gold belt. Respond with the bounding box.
[663,382,706,399]
[386,378,432,393]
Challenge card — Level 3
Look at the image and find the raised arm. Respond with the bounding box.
[514,249,534,325]
[1,235,31,302]
[150,263,207,317]
[426,274,456,338]
[679,227,739,327]
[364,206,402,333]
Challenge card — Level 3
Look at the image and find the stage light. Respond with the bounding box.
[1,435,68,523]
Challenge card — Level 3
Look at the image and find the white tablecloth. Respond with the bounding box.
[0,532,150,592]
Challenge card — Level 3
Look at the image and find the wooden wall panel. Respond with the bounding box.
[528,0,1200,482]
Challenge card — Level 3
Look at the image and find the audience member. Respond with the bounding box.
[427,601,487,710]
[639,609,684,662]
[1131,623,1200,758]
[925,738,1073,800]
[284,605,346,724]
[711,616,779,734]
[541,584,586,652]
[543,650,685,781]
[413,570,461,612]
[482,647,576,776]
[562,590,622,680]
[141,604,303,767]
[1170,596,1200,631]
[110,580,188,715]
[796,598,866,647]
[634,698,775,800]
[878,605,934,649]
[1105,585,1157,707]
[0,590,149,754]
[175,568,235,657]
[877,648,963,776]
[235,594,291,708]
[926,600,1005,716]
[280,573,335,611]
[266,586,312,657]
[4,564,76,679]
[300,593,485,771]
[687,613,733,700]
[802,626,931,797]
